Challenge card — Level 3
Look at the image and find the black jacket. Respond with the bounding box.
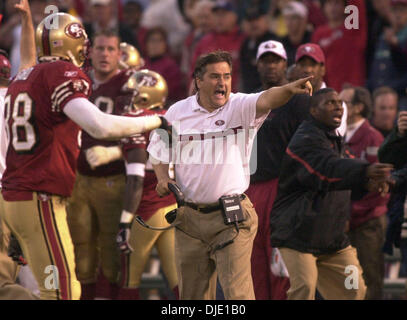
[270,118,370,254]
[250,94,311,182]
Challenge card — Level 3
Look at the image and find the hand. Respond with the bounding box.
[366,178,390,196]
[85,145,122,169]
[116,223,133,254]
[286,76,313,96]
[156,178,176,197]
[397,111,407,137]
[366,163,393,180]
[14,0,32,18]
[8,234,27,266]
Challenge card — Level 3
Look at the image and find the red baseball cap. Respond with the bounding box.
[0,53,11,80]
[295,43,325,64]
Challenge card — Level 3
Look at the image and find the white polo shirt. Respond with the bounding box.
[147,92,267,204]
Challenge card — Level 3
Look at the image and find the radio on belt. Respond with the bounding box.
[219,194,245,225]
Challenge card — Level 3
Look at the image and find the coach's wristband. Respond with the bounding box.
[120,210,134,224]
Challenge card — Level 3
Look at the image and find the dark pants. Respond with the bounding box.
[348,214,387,300]
[246,179,290,300]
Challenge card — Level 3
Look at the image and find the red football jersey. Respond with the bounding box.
[76,69,132,177]
[121,108,175,221]
[1,61,91,200]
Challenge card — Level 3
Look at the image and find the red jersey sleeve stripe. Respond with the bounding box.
[286,147,342,183]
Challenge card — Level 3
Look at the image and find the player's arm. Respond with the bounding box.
[256,76,313,118]
[64,97,170,140]
[117,148,147,254]
[16,0,36,71]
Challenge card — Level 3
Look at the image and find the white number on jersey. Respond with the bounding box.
[4,93,37,153]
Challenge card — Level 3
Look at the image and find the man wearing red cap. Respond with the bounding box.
[312,0,367,92]
[295,42,348,137]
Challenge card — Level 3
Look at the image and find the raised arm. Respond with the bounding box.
[16,0,36,71]
[256,76,313,118]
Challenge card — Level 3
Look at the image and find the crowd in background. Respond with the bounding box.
[0,0,406,113]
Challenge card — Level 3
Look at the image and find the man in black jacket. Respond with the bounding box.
[270,88,393,300]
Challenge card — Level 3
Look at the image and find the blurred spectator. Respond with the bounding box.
[367,0,407,106]
[181,0,215,84]
[84,0,137,47]
[191,0,245,92]
[0,0,21,53]
[302,0,327,29]
[340,86,389,300]
[379,111,407,279]
[144,27,186,105]
[268,0,291,38]
[121,0,148,54]
[366,0,392,76]
[141,0,190,59]
[280,1,312,66]
[240,6,278,93]
[47,0,78,15]
[371,86,399,137]
[312,0,367,92]
[0,0,47,77]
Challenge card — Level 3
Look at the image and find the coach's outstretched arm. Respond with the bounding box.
[64,97,169,140]
[256,76,313,118]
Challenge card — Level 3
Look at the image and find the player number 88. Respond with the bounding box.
[4,93,36,153]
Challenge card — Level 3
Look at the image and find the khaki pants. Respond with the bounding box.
[67,173,125,284]
[280,246,366,300]
[174,196,258,300]
[120,204,178,289]
[348,215,387,300]
[0,193,80,300]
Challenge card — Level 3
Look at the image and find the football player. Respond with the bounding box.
[116,70,178,299]
[66,31,139,300]
[88,70,179,299]
[0,12,170,300]
[0,0,39,300]
[119,42,144,70]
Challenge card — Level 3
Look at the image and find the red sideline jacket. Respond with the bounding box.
[346,119,390,230]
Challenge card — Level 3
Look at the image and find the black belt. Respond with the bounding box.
[186,194,246,214]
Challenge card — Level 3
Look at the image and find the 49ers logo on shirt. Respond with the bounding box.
[65,23,85,39]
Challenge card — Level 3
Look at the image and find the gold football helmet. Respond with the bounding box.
[36,13,88,67]
[126,69,168,111]
[119,42,144,70]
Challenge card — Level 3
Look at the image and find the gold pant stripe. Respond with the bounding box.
[38,198,71,300]
[36,199,59,300]
[48,199,73,300]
